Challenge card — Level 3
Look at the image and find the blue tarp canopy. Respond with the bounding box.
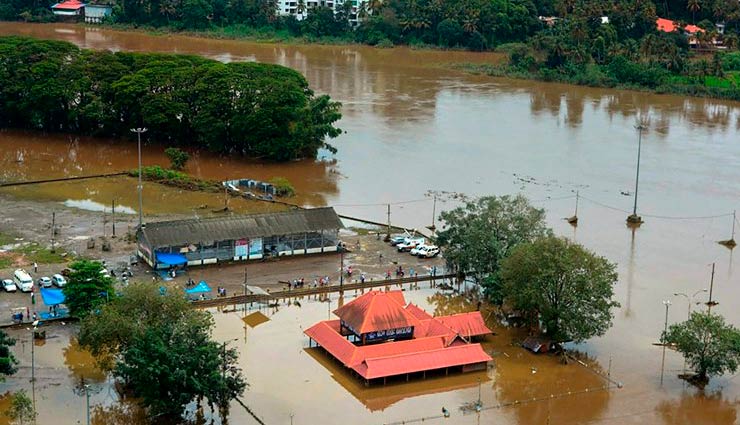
[155,252,188,266]
[185,281,212,294]
[40,288,66,306]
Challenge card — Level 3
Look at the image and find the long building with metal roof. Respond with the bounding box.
[136,207,343,269]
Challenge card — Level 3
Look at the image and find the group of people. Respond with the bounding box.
[216,286,228,297]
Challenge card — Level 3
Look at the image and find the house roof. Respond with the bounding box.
[656,18,704,34]
[51,0,86,10]
[333,291,420,335]
[137,207,343,248]
[357,344,492,379]
[436,312,492,339]
[405,303,433,321]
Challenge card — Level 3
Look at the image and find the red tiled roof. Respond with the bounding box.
[436,312,492,339]
[405,303,433,321]
[333,291,420,334]
[52,0,86,10]
[656,18,704,34]
[350,337,444,367]
[305,320,356,365]
[357,344,492,379]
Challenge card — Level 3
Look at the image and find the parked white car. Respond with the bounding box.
[2,278,17,292]
[38,276,53,288]
[13,269,34,292]
[410,244,431,256]
[421,246,440,258]
[52,274,67,288]
[397,238,425,252]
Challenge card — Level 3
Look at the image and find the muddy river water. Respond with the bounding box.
[1,22,740,424]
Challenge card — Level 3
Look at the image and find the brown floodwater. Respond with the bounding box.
[1,22,740,423]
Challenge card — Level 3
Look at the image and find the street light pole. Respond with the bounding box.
[660,300,671,386]
[339,249,344,291]
[674,289,708,320]
[85,384,91,425]
[627,123,647,225]
[130,128,147,229]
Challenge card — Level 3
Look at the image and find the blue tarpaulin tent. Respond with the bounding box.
[155,252,188,266]
[40,288,66,306]
[185,281,212,294]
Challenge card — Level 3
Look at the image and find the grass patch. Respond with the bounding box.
[129,166,222,192]
[0,255,14,268]
[13,242,67,264]
[0,232,17,246]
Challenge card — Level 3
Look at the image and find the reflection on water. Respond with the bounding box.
[658,391,738,425]
[64,199,137,215]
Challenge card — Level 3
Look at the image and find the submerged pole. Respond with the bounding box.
[707,262,717,311]
[627,123,646,225]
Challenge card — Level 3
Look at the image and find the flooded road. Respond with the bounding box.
[1,22,740,423]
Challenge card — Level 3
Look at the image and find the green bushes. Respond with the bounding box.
[0,36,342,161]
[269,177,296,197]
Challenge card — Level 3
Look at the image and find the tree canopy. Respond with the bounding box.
[435,195,551,301]
[499,236,620,342]
[663,311,740,384]
[61,260,115,318]
[78,283,246,419]
[0,36,342,161]
[0,329,16,380]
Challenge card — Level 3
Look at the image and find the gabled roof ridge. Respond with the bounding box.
[363,342,486,363]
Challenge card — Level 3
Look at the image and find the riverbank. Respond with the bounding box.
[454,62,740,103]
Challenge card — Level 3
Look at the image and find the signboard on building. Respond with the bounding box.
[235,238,263,258]
[364,326,414,342]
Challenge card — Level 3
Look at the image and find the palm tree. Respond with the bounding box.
[367,0,383,15]
[687,0,701,24]
[357,1,368,21]
[297,0,307,17]
[462,10,479,33]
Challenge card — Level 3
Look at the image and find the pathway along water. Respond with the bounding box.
[1,22,740,424]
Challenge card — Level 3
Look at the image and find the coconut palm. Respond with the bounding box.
[462,10,479,33]
[687,0,701,24]
[357,1,368,21]
[297,0,306,17]
[367,0,383,15]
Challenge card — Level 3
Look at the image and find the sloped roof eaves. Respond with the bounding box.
[140,207,343,248]
[358,344,492,379]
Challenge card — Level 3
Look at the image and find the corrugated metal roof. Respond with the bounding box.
[333,291,420,335]
[358,344,492,379]
[138,207,343,248]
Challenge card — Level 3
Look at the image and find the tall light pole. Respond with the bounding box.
[673,289,708,320]
[660,300,671,386]
[627,123,647,225]
[85,384,91,425]
[130,128,147,229]
[339,248,344,291]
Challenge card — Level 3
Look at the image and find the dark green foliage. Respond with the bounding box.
[435,195,551,302]
[164,147,190,170]
[437,19,463,47]
[62,259,115,318]
[663,311,740,384]
[5,390,36,424]
[79,283,246,419]
[500,236,620,343]
[0,36,342,161]
[269,176,296,196]
[0,329,16,380]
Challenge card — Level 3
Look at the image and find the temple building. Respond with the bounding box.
[305,290,492,385]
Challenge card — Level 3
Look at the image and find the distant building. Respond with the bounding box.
[84,3,113,24]
[305,290,493,385]
[51,0,86,20]
[136,207,343,269]
[277,0,360,26]
[656,17,705,48]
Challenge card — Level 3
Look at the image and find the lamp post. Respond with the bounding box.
[673,289,708,320]
[130,128,147,229]
[660,300,671,386]
[339,248,344,291]
[85,384,91,425]
[627,123,647,225]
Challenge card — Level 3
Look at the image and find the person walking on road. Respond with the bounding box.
[33,262,38,273]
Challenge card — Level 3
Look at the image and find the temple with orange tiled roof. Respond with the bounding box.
[305,290,493,385]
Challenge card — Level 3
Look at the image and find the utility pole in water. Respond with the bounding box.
[707,262,718,312]
[50,211,56,253]
[627,122,647,225]
[130,127,148,229]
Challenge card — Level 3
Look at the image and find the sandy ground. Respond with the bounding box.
[0,194,445,323]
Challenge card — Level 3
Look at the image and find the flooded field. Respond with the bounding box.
[0,22,739,423]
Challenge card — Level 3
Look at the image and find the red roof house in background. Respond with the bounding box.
[51,0,86,16]
[656,17,704,35]
[305,290,493,384]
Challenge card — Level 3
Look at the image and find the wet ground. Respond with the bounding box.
[0,22,739,423]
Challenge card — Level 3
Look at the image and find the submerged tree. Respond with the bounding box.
[662,311,740,385]
[5,390,36,425]
[500,236,620,343]
[435,195,551,303]
[79,283,246,419]
[62,260,115,318]
[164,147,190,171]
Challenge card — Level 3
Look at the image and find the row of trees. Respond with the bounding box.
[436,195,620,343]
[61,260,246,420]
[0,36,342,161]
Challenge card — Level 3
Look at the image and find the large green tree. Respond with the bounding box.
[0,329,16,380]
[79,283,246,419]
[435,195,551,302]
[62,260,115,318]
[5,390,36,425]
[499,236,620,342]
[663,311,740,384]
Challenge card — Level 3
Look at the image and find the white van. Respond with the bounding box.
[13,269,34,292]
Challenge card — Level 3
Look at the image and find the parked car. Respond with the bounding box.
[2,279,17,292]
[389,235,407,246]
[397,238,425,252]
[13,269,34,292]
[52,274,67,288]
[410,244,431,256]
[421,246,440,258]
[38,276,53,288]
